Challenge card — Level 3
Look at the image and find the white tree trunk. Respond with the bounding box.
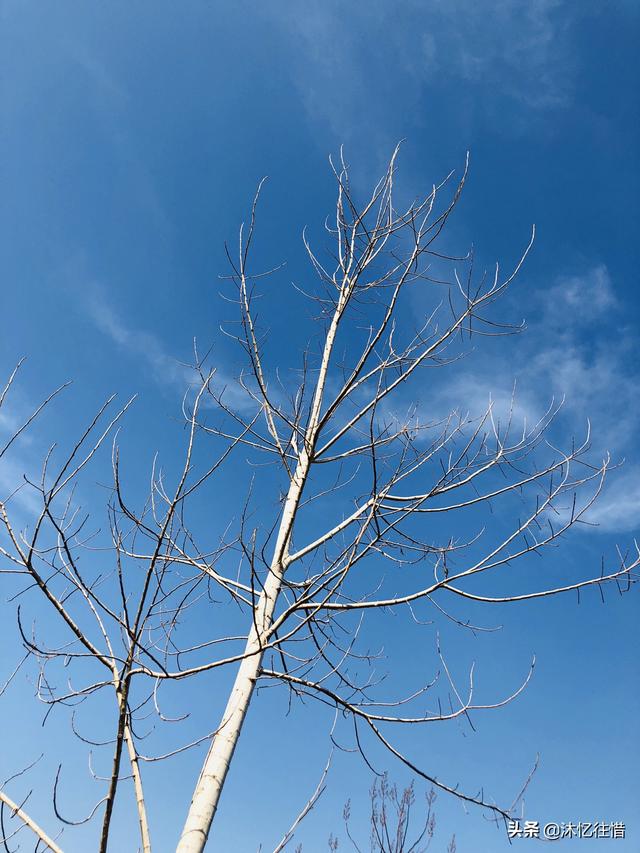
[178,299,343,852]
[176,454,309,853]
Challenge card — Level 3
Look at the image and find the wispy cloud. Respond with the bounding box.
[541,264,617,324]
[427,372,542,433]
[526,263,637,455]
[447,264,638,454]
[529,341,638,452]
[519,265,638,532]
[401,263,639,533]
[0,409,31,445]
[0,384,46,517]
[417,0,572,109]
[84,291,188,388]
[0,455,42,516]
[583,467,640,534]
[260,0,576,156]
[84,288,255,415]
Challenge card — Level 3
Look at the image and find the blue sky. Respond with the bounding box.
[0,2,638,851]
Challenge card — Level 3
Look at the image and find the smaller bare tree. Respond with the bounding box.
[328,774,454,853]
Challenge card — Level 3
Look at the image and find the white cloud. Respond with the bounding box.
[260,0,575,155]
[0,371,38,448]
[0,455,42,516]
[542,264,617,323]
[85,293,185,386]
[393,261,638,537]
[421,0,571,108]
[0,389,44,517]
[84,289,256,415]
[583,468,640,534]
[424,371,542,436]
[530,343,636,448]
[0,410,23,440]
[522,264,637,457]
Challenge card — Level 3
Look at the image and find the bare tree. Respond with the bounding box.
[328,773,453,853]
[0,148,636,852]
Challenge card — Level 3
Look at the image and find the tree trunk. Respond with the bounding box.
[176,452,309,853]
[178,294,343,852]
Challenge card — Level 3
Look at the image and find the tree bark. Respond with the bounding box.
[177,295,344,852]
[176,453,309,853]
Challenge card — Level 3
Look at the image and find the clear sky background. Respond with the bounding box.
[0,2,638,851]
